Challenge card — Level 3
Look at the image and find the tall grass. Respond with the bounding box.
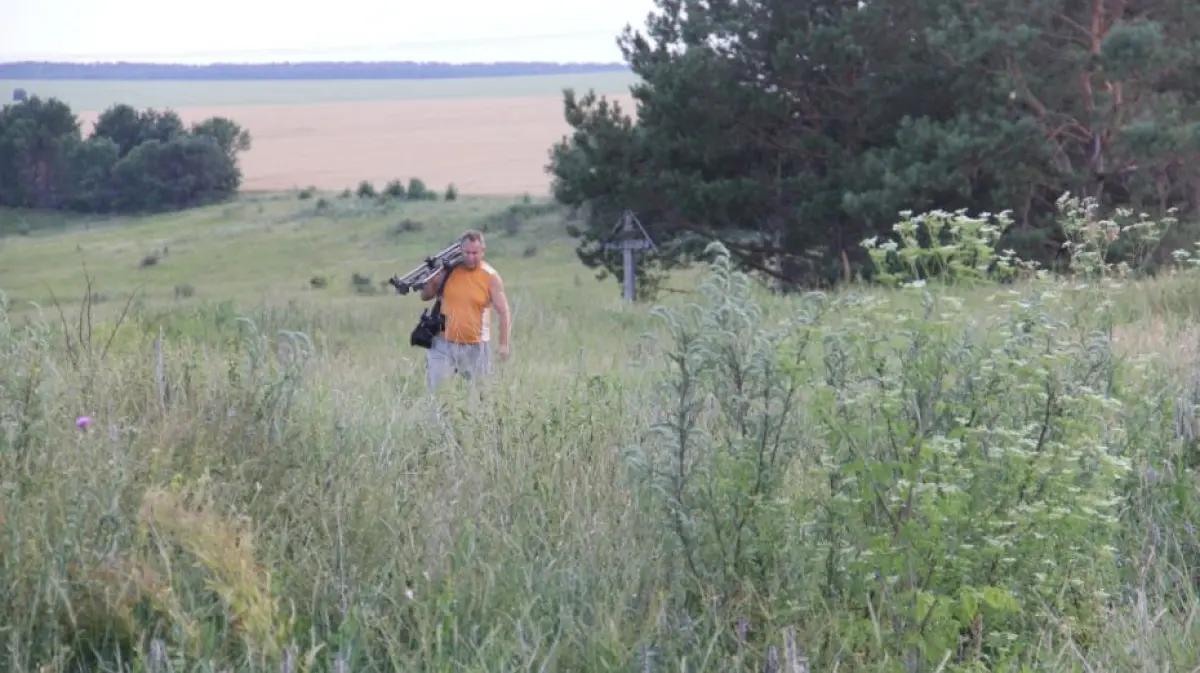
[4,194,1200,671]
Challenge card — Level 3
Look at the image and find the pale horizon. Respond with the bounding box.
[1,0,658,65]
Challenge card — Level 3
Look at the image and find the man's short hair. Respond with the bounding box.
[461,229,485,246]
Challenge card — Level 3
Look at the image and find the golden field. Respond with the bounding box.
[99,95,638,194]
[3,72,641,195]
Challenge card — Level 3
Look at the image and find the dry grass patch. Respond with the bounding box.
[1113,318,1200,363]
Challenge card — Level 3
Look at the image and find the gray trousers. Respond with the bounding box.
[426,335,493,389]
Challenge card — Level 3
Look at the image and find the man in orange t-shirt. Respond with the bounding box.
[419,229,512,389]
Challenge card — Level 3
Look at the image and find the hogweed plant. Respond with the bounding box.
[863,192,1179,293]
[1054,192,1177,284]
[813,285,1132,668]
[860,207,1012,288]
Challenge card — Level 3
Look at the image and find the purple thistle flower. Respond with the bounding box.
[75,416,90,430]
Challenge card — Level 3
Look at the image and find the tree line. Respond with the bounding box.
[0,97,250,214]
[546,0,1200,293]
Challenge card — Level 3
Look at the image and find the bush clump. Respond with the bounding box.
[622,196,1195,668]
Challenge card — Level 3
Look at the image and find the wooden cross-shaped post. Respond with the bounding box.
[602,209,656,302]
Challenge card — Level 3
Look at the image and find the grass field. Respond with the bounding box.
[5,75,1200,671]
[0,72,641,194]
[4,186,1200,670]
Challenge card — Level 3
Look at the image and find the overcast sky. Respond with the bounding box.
[1,0,658,63]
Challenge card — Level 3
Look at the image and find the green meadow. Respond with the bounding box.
[4,187,1200,671]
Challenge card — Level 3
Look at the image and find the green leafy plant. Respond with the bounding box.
[630,205,1160,667]
[1055,192,1176,282]
[861,207,1013,287]
[811,284,1131,667]
[627,242,826,658]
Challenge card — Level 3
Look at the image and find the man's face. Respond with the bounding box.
[461,239,484,269]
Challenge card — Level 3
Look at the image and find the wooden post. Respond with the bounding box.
[602,209,656,302]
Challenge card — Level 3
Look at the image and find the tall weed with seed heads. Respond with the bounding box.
[623,242,826,663]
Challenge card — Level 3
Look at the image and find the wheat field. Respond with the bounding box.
[143,95,633,194]
[3,73,640,195]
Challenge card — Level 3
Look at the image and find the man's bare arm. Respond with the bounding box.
[419,268,446,301]
[490,273,512,349]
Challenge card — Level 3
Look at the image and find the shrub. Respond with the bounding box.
[382,180,405,199]
[404,178,427,200]
[387,218,423,240]
[350,272,376,295]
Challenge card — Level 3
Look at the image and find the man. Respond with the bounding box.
[419,229,511,389]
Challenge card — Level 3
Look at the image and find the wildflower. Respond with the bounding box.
[76,416,90,431]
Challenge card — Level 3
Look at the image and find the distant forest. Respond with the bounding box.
[0,61,631,80]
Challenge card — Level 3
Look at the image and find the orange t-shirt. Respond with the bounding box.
[440,262,497,344]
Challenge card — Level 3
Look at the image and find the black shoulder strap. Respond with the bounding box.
[435,263,456,300]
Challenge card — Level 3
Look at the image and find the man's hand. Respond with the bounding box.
[419,267,446,301]
[490,273,512,361]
